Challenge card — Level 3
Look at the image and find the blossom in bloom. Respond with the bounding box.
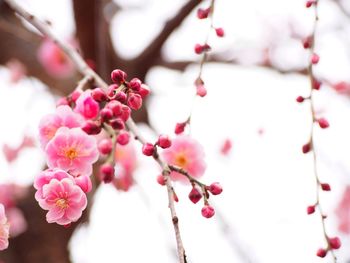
[37,38,75,78]
[74,90,100,119]
[162,135,206,182]
[45,127,99,177]
[0,204,10,251]
[39,105,83,149]
[39,178,87,225]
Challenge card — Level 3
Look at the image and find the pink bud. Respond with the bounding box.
[318,118,329,129]
[142,143,155,156]
[296,96,305,103]
[196,84,207,97]
[201,205,215,218]
[91,88,107,102]
[194,44,203,54]
[157,135,172,149]
[98,138,113,155]
[311,53,320,64]
[109,118,125,130]
[302,37,312,49]
[312,78,322,90]
[107,100,122,117]
[157,175,166,186]
[120,105,131,122]
[82,121,101,135]
[107,84,118,98]
[70,89,82,102]
[307,205,315,215]
[100,108,113,122]
[111,69,127,84]
[129,78,142,92]
[100,163,115,183]
[208,182,223,195]
[316,248,327,258]
[139,84,151,98]
[173,191,179,202]
[117,131,130,145]
[215,27,225,37]
[197,7,210,19]
[175,122,186,134]
[127,93,143,110]
[302,143,311,154]
[306,0,316,8]
[115,91,127,103]
[321,183,331,191]
[329,237,341,249]
[188,187,202,204]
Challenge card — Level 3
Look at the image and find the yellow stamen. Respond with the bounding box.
[175,153,187,168]
[64,148,78,160]
[55,198,69,209]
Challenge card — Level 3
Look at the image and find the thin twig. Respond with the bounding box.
[3,0,187,262]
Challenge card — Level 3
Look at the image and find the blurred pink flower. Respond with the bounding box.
[162,135,206,183]
[37,38,75,78]
[336,186,350,234]
[6,59,26,83]
[74,90,100,119]
[39,105,83,149]
[220,138,232,155]
[3,135,36,163]
[0,204,10,251]
[39,178,87,225]
[45,127,99,177]
[6,208,27,237]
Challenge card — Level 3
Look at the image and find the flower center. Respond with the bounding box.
[64,148,78,160]
[55,198,69,209]
[175,153,187,168]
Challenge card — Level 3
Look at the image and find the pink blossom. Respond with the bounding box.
[220,138,232,155]
[37,38,75,78]
[6,208,27,237]
[45,127,99,177]
[6,59,26,83]
[0,204,10,251]
[39,178,87,225]
[336,186,350,234]
[74,90,100,119]
[162,135,206,182]
[39,105,83,149]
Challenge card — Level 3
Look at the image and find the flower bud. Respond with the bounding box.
[82,121,101,135]
[98,138,113,155]
[157,135,172,149]
[142,143,155,156]
[321,183,331,191]
[201,205,215,218]
[208,182,223,195]
[316,248,327,258]
[117,131,130,145]
[188,187,202,204]
[129,78,142,92]
[100,108,113,122]
[127,93,143,110]
[109,118,125,130]
[91,88,107,102]
[175,122,186,134]
[111,69,127,84]
[215,27,224,37]
[139,84,151,98]
[100,163,115,183]
[318,118,329,129]
[328,237,341,249]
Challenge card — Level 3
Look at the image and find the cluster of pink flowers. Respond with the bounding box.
[36,69,150,225]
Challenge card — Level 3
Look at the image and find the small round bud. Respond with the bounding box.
[117,131,130,145]
[329,237,341,249]
[173,191,179,202]
[157,135,172,149]
[129,78,142,92]
[312,78,322,90]
[139,84,151,98]
[321,183,331,191]
[302,143,311,154]
[70,89,82,103]
[109,118,125,130]
[311,53,320,64]
[316,248,327,258]
[91,88,107,102]
[175,122,186,135]
[111,69,127,84]
[196,84,207,97]
[157,175,166,186]
[98,138,113,155]
[115,91,127,103]
[142,143,155,156]
[215,27,225,37]
[127,93,143,110]
[56,97,69,106]
[201,205,215,218]
[318,118,329,129]
[296,96,305,103]
[303,37,312,49]
[307,205,315,215]
[100,108,113,122]
[306,0,316,8]
[82,121,101,135]
[99,163,115,183]
[208,182,223,195]
[107,100,122,117]
[194,44,203,54]
[120,105,131,122]
[197,8,210,19]
[188,187,202,204]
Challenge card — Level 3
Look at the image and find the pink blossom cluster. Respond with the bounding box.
[36,68,150,224]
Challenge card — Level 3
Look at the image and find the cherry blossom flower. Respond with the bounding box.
[162,135,206,182]
[0,204,10,251]
[39,105,83,149]
[74,90,100,119]
[39,178,87,225]
[45,127,99,177]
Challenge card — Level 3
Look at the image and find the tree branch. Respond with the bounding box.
[4,1,187,262]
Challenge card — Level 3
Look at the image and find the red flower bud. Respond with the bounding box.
[91,88,107,102]
[82,121,101,135]
[109,118,125,130]
[311,53,320,64]
[117,131,130,145]
[157,175,166,186]
[100,108,113,122]
[215,27,225,37]
[142,143,155,156]
[208,182,223,195]
[139,84,151,98]
[201,205,215,218]
[127,93,143,110]
[188,187,202,204]
[318,118,329,129]
[307,205,315,215]
[328,237,341,249]
[302,143,311,154]
[321,183,331,191]
[316,248,327,258]
[157,135,172,149]
[129,78,142,92]
[296,96,305,103]
[175,122,186,134]
[111,69,127,84]
[197,8,210,19]
[98,138,113,155]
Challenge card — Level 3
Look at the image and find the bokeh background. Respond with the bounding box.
[0,0,350,262]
